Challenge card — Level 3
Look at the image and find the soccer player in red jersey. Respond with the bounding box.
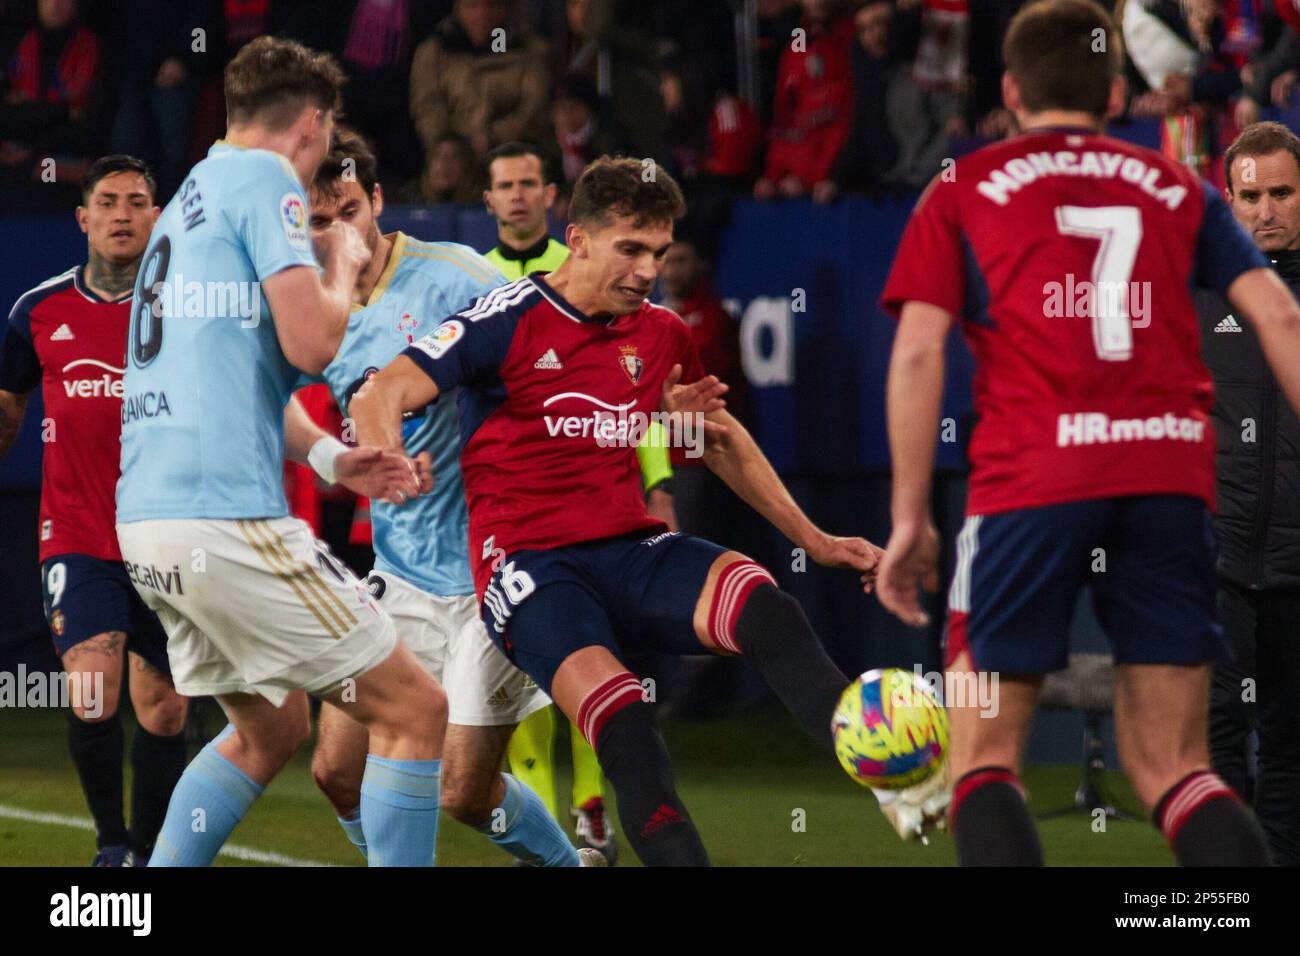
[351,156,896,865]
[0,156,188,866]
[878,0,1300,865]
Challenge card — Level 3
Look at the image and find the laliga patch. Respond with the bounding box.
[412,320,465,361]
[279,193,309,249]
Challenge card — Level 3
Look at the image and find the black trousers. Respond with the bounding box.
[1209,580,1300,866]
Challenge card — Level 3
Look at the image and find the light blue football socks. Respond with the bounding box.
[337,808,368,861]
[149,725,261,867]
[359,755,441,866]
[477,773,581,866]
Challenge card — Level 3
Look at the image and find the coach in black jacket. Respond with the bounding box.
[1197,122,1300,866]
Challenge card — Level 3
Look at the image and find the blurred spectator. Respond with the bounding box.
[1122,0,1245,181]
[830,1,900,196]
[655,231,757,561]
[553,0,666,161]
[103,0,216,204]
[754,0,803,123]
[753,0,855,201]
[0,0,111,208]
[395,131,481,204]
[337,0,433,181]
[543,70,624,186]
[910,0,969,95]
[660,56,763,186]
[1232,2,1300,128]
[409,0,551,166]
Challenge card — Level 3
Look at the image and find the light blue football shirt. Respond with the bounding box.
[314,232,505,597]
[117,142,319,522]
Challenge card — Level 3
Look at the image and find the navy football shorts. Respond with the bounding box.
[945,494,1229,673]
[479,530,732,695]
[41,553,172,674]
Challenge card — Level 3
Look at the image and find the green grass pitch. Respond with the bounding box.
[0,705,1172,867]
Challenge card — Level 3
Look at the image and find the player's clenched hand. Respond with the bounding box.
[335,446,426,506]
[661,364,729,436]
[807,534,885,591]
[313,219,369,276]
[876,522,941,627]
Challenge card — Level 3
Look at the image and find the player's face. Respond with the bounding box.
[76,171,157,264]
[485,155,551,232]
[579,215,674,315]
[1229,150,1300,253]
[309,180,382,265]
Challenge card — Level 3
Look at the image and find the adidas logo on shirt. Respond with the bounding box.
[534,348,563,369]
[1214,315,1243,333]
[50,324,75,341]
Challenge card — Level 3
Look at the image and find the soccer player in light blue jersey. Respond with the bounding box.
[303,128,594,866]
[115,38,449,867]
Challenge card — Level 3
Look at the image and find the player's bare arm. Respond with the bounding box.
[877,300,951,627]
[348,354,441,453]
[283,393,430,504]
[263,219,369,374]
[1228,266,1300,415]
[662,364,883,587]
[0,389,29,460]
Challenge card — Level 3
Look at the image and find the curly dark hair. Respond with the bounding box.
[568,156,686,230]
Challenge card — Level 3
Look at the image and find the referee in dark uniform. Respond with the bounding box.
[1198,121,1300,866]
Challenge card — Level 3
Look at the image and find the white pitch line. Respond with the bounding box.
[0,803,338,867]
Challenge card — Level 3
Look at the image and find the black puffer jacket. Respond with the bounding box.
[1196,250,1300,589]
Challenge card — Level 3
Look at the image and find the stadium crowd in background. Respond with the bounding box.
[7,1,1300,218]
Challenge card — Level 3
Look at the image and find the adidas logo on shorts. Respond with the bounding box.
[1214,315,1243,333]
[534,348,562,369]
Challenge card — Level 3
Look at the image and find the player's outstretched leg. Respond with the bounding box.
[1115,663,1270,866]
[62,633,130,865]
[322,643,447,867]
[311,701,371,860]
[441,723,581,866]
[124,651,188,864]
[693,555,849,745]
[149,691,311,867]
[942,653,1045,866]
[553,646,709,866]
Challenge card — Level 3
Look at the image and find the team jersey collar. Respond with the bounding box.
[494,234,553,262]
[358,232,408,309]
[74,264,133,304]
[527,272,622,326]
[1020,124,1102,137]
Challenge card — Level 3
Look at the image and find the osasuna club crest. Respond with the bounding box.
[618,345,643,385]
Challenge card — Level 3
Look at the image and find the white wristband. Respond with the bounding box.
[307,435,349,485]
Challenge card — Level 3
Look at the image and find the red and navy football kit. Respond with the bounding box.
[0,266,169,670]
[881,128,1269,673]
[401,274,746,693]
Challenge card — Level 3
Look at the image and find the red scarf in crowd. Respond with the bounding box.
[7,25,99,112]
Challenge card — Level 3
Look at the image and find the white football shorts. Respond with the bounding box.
[116,517,396,707]
[365,569,550,726]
